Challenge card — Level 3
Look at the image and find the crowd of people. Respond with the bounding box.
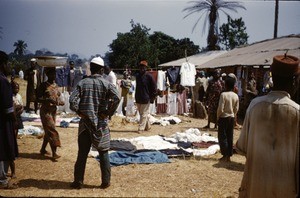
[0,50,299,197]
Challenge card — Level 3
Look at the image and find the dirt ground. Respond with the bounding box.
[0,78,246,197]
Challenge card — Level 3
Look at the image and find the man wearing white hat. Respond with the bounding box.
[69,57,120,189]
[25,58,40,113]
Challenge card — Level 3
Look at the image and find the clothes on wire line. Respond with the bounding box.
[180,62,196,87]
[166,67,180,85]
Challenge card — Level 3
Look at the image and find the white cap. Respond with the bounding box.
[31,58,37,62]
[91,57,104,67]
[228,73,237,81]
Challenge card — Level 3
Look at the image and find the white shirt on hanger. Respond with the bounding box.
[180,62,196,86]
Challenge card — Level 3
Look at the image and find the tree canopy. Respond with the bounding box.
[218,16,249,50]
[107,20,199,69]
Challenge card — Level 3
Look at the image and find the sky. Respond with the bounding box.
[0,0,299,59]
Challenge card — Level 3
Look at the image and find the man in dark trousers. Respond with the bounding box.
[69,57,120,189]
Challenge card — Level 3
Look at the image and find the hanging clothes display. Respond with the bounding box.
[156,95,167,114]
[167,92,177,115]
[180,62,196,87]
[177,89,188,115]
[166,67,180,85]
[156,70,168,114]
[157,70,167,91]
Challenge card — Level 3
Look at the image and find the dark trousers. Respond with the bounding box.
[218,117,234,157]
[74,130,111,185]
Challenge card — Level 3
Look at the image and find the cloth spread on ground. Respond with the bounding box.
[110,140,137,151]
[192,141,218,148]
[149,115,181,126]
[18,125,43,136]
[89,128,220,166]
[21,112,79,128]
[96,151,170,166]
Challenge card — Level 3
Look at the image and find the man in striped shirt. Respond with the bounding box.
[69,57,120,189]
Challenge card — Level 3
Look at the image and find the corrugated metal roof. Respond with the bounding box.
[158,50,227,67]
[200,34,300,68]
[158,34,300,69]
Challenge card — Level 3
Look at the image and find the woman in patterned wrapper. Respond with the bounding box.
[204,69,225,129]
[37,67,64,160]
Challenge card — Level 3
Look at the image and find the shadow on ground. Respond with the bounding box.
[18,179,98,189]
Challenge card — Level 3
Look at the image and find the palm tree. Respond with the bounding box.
[13,40,28,56]
[183,0,246,50]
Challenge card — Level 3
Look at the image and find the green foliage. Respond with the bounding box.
[108,20,151,68]
[107,20,199,69]
[218,16,249,50]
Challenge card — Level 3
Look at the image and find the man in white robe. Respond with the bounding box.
[236,54,299,197]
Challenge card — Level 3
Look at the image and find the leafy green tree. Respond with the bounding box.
[183,0,246,51]
[13,40,28,56]
[108,21,199,68]
[108,20,151,68]
[218,16,248,50]
[176,38,199,58]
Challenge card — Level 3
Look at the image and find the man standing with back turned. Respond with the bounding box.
[69,57,120,189]
[236,54,299,197]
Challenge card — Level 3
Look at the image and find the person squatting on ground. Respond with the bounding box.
[69,57,120,189]
[0,50,19,189]
[135,60,157,132]
[236,54,300,197]
[217,74,239,162]
[37,67,65,160]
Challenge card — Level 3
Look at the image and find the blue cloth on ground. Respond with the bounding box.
[97,151,170,166]
[60,120,70,128]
